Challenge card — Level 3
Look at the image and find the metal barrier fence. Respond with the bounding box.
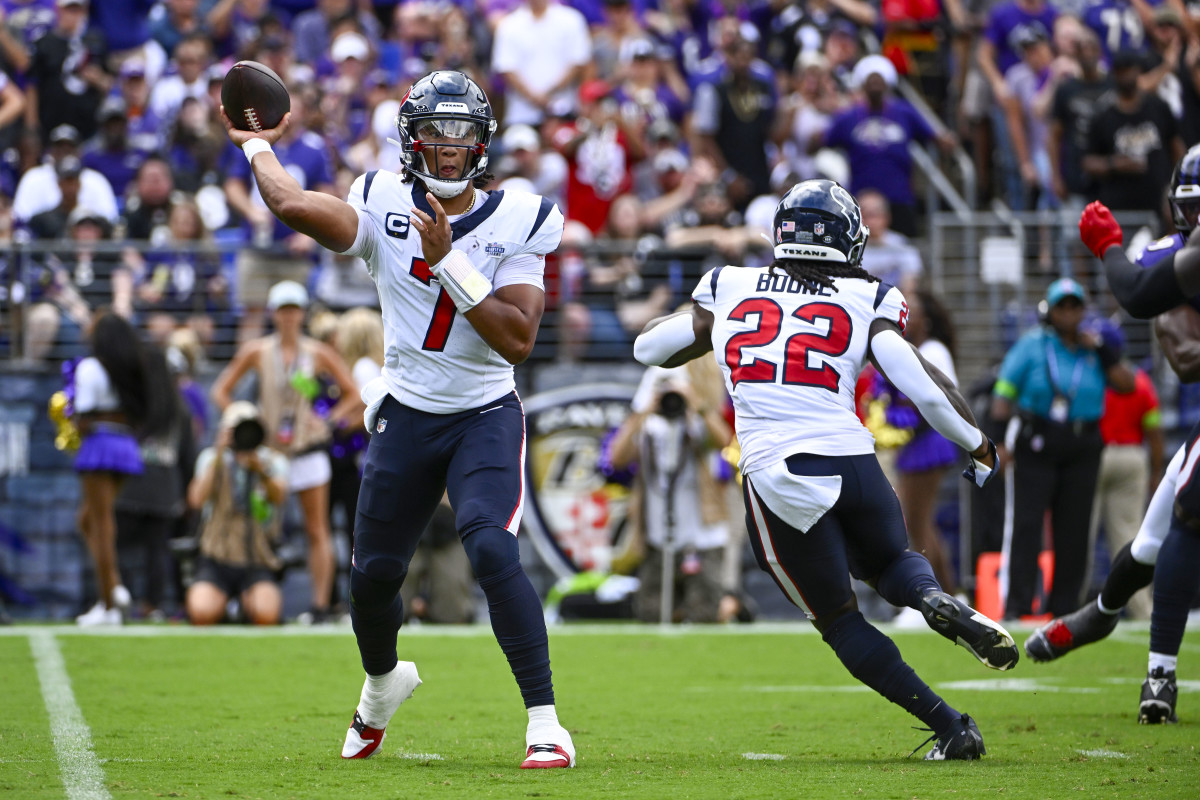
[928,209,1164,391]
[0,237,741,365]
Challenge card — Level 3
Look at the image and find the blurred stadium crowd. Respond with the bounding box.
[0,0,1198,623]
[0,0,1195,363]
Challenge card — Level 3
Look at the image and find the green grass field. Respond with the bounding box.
[1,623,1197,800]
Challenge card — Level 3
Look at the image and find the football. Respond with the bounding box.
[221,61,290,133]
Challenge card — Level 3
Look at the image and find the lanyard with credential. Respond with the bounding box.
[1045,335,1085,401]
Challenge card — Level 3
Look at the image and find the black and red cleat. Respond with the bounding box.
[342,711,386,759]
[1025,601,1119,663]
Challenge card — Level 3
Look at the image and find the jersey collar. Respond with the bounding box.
[414,187,505,241]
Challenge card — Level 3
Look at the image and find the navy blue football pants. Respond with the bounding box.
[743,452,939,620]
[349,392,554,708]
[743,452,958,735]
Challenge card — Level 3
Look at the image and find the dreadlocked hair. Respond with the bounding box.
[768,258,879,292]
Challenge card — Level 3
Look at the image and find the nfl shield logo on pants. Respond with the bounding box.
[376,418,387,434]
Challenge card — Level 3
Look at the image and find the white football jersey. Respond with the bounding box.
[341,170,563,413]
[692,266,909,473]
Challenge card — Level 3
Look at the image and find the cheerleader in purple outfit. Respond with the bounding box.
[889,292,962,594]
[73,311,175,626]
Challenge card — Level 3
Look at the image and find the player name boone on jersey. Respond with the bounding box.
[755,272,834,296]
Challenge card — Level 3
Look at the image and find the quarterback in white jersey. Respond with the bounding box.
[220,70,574,769]
[342,167,562,414]
[635,180,1015,761]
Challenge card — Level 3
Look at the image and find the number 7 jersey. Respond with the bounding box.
[693,266,909,473]
[340,170,563,413]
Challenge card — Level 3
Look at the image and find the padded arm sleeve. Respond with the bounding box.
[870,328,984,452]
[634,314,697,366]
[1103,246,1186,319]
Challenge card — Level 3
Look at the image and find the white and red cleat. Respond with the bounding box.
[342,711,387,759]
[341,661,421,759]
[520,726,575,769]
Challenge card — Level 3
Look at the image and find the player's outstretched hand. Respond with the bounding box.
[410,192,452,266]
[1079,201,1123,259]
[962,436,998,488]
[219,106,291,149]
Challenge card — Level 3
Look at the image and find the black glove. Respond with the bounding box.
[962,436,998,488]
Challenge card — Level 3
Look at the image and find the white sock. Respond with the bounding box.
[527,705,559,735]
[1148,653,1178,674]
[359,666,398,727]
[1095,597,1121,615]
[365,669,394,695]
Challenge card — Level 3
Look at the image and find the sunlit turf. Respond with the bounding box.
[2,623,1198,799]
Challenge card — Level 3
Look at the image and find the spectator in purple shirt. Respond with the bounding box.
[206,0,283,60]
[814,55,954,237]
[82,97,147,204]
[977,0,1058,209]
[612,38,690,127]
[686,17,775,92]
[291,0,381,68]
[86,0,154,55]
[116,58,163,155]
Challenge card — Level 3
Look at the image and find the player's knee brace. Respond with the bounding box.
[462,526,521,586]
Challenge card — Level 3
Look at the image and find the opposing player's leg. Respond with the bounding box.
[744,459,983,760]
[1026,442,1184,663]
[446,393,573,769]
[343,397,447,759]
[1139,516,1198,724]
[829,455,1017,671]
[1140,436,1200,724]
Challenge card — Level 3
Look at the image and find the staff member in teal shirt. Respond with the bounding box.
[990,278,1136,619]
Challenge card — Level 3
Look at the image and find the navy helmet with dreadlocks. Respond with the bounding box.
[772,179,870,267]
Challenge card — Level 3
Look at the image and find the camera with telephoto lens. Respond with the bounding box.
[657,390,687,419]
[232,418,265,452]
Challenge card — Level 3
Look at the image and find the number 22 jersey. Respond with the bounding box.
[692,266,909,473]
[339,170,564,413]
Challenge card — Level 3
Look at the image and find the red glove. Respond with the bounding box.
[1079,201,1123,259]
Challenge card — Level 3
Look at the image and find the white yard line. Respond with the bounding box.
[28,630,111,800]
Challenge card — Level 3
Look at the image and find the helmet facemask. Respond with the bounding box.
[400,112,495,199]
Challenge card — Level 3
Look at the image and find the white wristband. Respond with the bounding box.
[430,249,492,313]
[242,138,274,165]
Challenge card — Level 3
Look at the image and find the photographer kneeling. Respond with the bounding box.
[186,402,289,625]
[610,365,734,623]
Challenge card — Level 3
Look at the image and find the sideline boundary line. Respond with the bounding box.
[28,629,111,800]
